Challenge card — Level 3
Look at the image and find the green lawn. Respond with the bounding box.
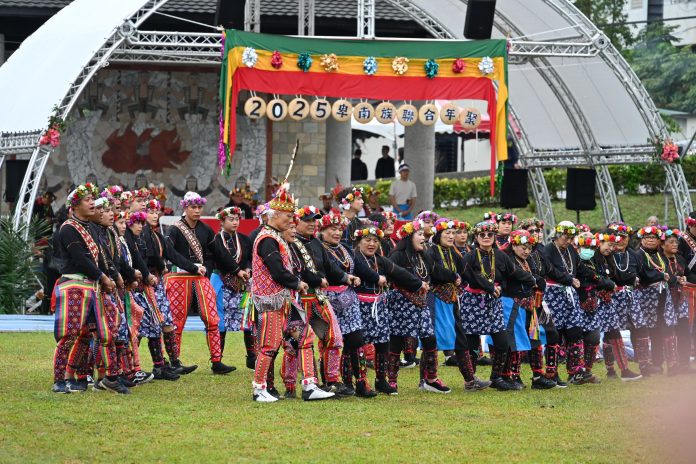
[434,194,696,230]
[1,332,695,463]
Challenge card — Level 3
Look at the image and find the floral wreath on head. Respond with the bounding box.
[555,221,578,237]
[416,210,440,223]
[576,223,591,233]
[595,232,621,243]
[381,211,397,222]
[255,203,269,218]
[339,187,363,210]
[105,185,123,198]
[482,211,498,223]
[180,192,207,208]
[453,220,471,232]
[518,217,544,230]
[395,220,431,241]
[319,212,348,230]
[133,187,150,199]
[636,225,665,240]
[575,233,598,248]
[114,211,127,222]
[145,199,161,211]
[434,218,455,233]
[94,197,112,210]
[216,206,242,221]
[472,221,498,235]
[99,188,115,202]
[496,212,518,224]
[354,227,385,241]
[508,230,537,246]
[126,211,148,227]
[608,222,633,236]
[118,190,133,206]
[663,228,682,240]
[295,205,322,220]
[66,183,99,208]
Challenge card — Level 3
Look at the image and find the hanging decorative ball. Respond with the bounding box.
[244,96,266,120]
[309,98,331,121]
[418,103,439,126]
[288,97,310,121]
[271,50,283,69]
[320,53,339,72]
[391,56,409,75]
[459,107,482,131]
[297,52,313,72]
[424,59,439,79]
[396,104,418,127]
[478,56,494,75]
[241,47,258,68]
[266,98,288,121]
[353,102,375,124]
[375,102,397,124]
[331,99,353,122]
[439,102,460,125]
[363,56,378,75]
[452,58,466,73]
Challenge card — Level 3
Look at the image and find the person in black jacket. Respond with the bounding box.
[351,149,368,181]
[386,220,452,394]
[164,192,235,375]
[211,207,252,358]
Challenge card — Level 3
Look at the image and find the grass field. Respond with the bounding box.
[433,194,696,230]
[1,332,695,463]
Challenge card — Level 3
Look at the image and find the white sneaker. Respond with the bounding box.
[252,382,278,403]
[302,382,335,401]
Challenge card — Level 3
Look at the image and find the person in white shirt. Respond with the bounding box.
[388,164,417,220]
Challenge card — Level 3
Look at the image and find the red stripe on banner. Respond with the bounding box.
[227,68,497,170]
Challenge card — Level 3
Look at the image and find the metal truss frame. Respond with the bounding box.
[4,0,691,234]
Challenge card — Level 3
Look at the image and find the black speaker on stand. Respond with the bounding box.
[215,0,247,30]
[463,0,497,39]
[566,168,596,223]
[4,160,29,204]
[500,168,528,209]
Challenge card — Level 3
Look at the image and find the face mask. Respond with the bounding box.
[579,248,595,261]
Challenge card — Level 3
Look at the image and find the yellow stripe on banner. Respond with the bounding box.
[225,47,509,160]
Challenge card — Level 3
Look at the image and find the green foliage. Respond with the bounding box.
[574,0,634,52]
[0,218,49,314]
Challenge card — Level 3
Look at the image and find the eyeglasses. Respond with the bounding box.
[527,228,538,233]
[478,232,495,238]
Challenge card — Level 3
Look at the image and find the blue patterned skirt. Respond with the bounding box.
[221,286,244,332]
[484,297,531,351]
[358,292,391,344]
[388,290,435,339]
[326,287,363,336]
[632,284,676,328]
[543,285,585,330]
[672,289,690,320]
[154,280,174,328]
[610,288,634,330]
[133,290,162,339]
[458,289,504,335]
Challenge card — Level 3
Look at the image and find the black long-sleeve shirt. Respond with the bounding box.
[542,242,579,285]
[609,248,638,286]
[353,252,422,294]
[165,219,216,276]
[211,230,252,275]
[142,226,167,274]
[636,247,667,287]
[288,241,323,289]
[462,247,535,294]
[576,254,615,303]
[388,247,454,285]
[296,233,348,285]
[124,228,150,282]
[58,218,103,282]
[502,252,546,299]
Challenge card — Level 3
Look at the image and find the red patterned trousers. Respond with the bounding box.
[164,273,222,363]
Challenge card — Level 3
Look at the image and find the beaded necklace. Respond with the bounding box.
[437,245,456,272]
[476,248,495,283]
[409,251,429,280]
[640,247,665,272]
[554,243,574,275]
[665,255,682,277]
[613,250,629,273]
[323,242,350,270]
[221,230,241,264]
[515,255,531,273]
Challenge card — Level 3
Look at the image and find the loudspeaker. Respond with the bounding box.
[464,0,497,40]
[215,0,247,30]
[500,168,528,209]
[566,168,596,211]
[4,160,29,203]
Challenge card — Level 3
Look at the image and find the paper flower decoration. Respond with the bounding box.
[452,58,465,73]
[271,50,283,69]
[424,59,439,79]
[241,47,258,68]
[320,53,339,72]
[391,56,409,75]
[39,127,61,148]
[297,52,313,72]
[478,56,494,75]
[363,56,378,75]
[661,141,679,164]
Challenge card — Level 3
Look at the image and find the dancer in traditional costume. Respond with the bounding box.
[494,212,517,250]
[678,212,696,362]
[386,220,452,394]
[164,192,235,374]
[338,186,365,246]
[380,211,398,256]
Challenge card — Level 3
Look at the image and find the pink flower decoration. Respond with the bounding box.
[271,50,283,69]
[452,58,465,73]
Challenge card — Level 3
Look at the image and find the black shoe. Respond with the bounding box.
[355,380,378,398]
[246,355,256,370]
[550,373,568,388]
[101,377,131,394]
[582,371,601,384]
[153,367,180,381]
[531,375,557,390]
[66,379,87,393]
[327,382,355,397]
[399,359,417,369]
[267,386,283,400]
[92,379,107,392]
[620,369,643,382]
[464,377,492,391]
[511,375,526,389]
[375,378,398,395]
[444,355,459,367]
[172,359,198,375]
[606,368,618,379]
[211,361,236,375]
[477,356,492,366]
[118,375,137,388]
[52,380,71,394]
[284,389,297,399]
[641,364,662,377]
[491,377,520,391]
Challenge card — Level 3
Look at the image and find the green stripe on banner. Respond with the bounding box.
[226,29,507,60]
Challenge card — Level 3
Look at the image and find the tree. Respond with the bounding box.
[627,22,696,114]
[574,0,634,52]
